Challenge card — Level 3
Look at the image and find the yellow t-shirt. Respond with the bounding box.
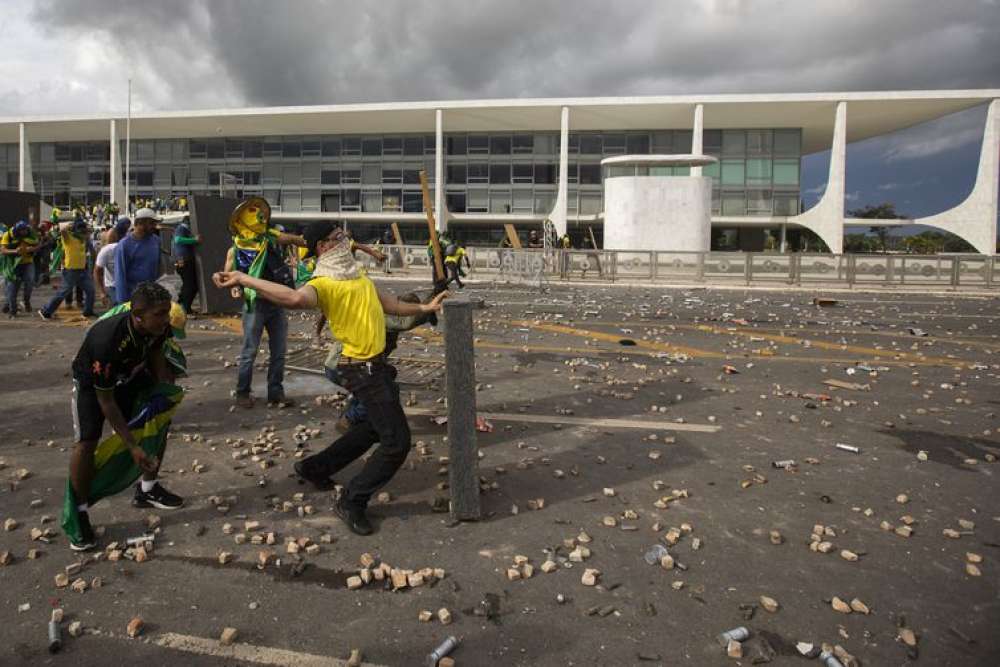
[62,231,87,270]
[308,275,385,360]
[1,230,37,265]
[445,247,465,264]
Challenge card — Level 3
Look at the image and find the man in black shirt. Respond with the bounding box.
[69,281,183,550]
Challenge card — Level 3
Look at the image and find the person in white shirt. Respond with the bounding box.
[94,230,119,306]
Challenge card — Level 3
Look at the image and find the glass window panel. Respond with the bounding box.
[302,162,321,183]
[424,135,435,154]
[674,130,693,153]
[446,164,466,184]
[722,191,746,215]
[534,134,557,154]
[649,166,669,176]
[241,140,260,159]
[281,191,301,211]
[721,160,745,186]
[382,168,402,184]
[382,189,402,211]
[711,189,721,214]
[534,163,557,184]
[468,136,488,154]
[568,163,578,184]
[282,164,301,183]
[243,169,260,185]
[382,137,402,155]
[773,130,801,156]
[466,189,488,212]
[205,141,223,159]
[341,189,360,208]
[189,163,207,184]
[773,159,799,186]
[282,141,301,158]
[489,190,510,213]
[446,136,467,155]
[172,167,188,186]
[626,134,650,154]
[722,130,746,156]
[88,167,104,186]
[773,194,799,216]
[403,168,421,184]
[490,163,510,184]
[608,165,633,178]
[403,136,424,155]
[40,144,55,162]
[362,191,381,212]
[262,139,282,156]
[70,165,87,187]
[567,134,580,154]
[302,140,321,156]
[88,143,107,161]
[302,190,321,210]
[54,144,71,161]
[746,130,772,155]
[136,171,153,186]
[603,134,626,154]
[68,145,84,162]
[321,169,340,185]
[467,163,489,183]
[362,164,380,184]
[446,192,466,212]
[579,135,602,154]
[403,192,423,212]
[703,161,720,181]
[322,139,341,157]
[703,130,722,152]
[489,136,511,155]
[534,192,555,213]
[341,168,361,184]
[580,192,602,215]
[512,135,533,154]
[224,139,243,158]
[512,163,533,183]
[262,163,281,184]
[512,189,533,212]
[652,132,672,153]
[153,164,171,184]
[579,163,601,185]
[746,158,772,183]
[342,137,361,155]
[747,189,772,214]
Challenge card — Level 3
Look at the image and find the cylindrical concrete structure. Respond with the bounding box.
[602,154,715,252]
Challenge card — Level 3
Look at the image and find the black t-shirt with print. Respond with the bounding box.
[71,311,167,391]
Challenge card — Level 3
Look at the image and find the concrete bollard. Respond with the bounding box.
[443,296,481,520]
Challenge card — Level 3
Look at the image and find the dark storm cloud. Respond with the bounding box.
[30,0,1000,109]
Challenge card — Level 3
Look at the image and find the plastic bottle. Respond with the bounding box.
[819,650,845,667]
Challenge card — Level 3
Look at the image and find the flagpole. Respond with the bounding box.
[125,78,131,213]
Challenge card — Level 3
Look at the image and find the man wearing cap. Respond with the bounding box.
[1,221,40,317]
[113,208,162,304]
[38,217,97,319]
[213,222,447,535]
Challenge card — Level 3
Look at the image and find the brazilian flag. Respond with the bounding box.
[60,383,184,545]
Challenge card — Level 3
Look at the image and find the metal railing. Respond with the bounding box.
[357,246,999,290]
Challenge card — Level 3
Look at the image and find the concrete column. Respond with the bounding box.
[691,104,704,176]
[549,106,570,237]
[18,123,34,193]
[779,224,787,253]
[443,296,481,520]
[789,101,846,254]
[435,109,446,233]
[109,119,121,208]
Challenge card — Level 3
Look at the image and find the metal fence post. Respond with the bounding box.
[745,252,753,286]
[951,257,960,289]
[651,251,659,281]
[846,255,855,288]
[443,297,481,521]
[696,252,705,283]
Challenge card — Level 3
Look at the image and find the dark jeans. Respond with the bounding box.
[43,268,95,316]
[236,300,287,400]
[445,262,464,288]
[5,262,35,313]
[33,251,50,285]
[177,259,198,313]
[324,366,368,423]
[299,361,411,507]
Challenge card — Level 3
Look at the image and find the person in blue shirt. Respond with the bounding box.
[114,208,162,304]
[171,218,201,314]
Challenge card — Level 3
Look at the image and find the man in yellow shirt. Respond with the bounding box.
[213,222,446,535]
[1,221,40,317]
[39,218,97,318]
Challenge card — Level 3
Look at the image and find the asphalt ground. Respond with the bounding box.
[1,278,998,666]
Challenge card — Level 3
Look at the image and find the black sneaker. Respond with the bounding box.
[132,482,184,509]
[293,460,337,491]
[333,498,374,536]
[37,309,53,321]
[70,511,98,552]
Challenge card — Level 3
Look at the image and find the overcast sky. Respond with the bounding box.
[1,0,998,220]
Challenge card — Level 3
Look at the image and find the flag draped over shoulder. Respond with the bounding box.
[60,383,184,544]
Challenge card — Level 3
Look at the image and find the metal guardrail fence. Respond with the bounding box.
[358,246,1000,290]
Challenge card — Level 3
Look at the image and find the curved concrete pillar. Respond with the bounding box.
[434,109,449,232]
[691,104,704,176]
[548,106,570,237]
[110,119,127,211]
[790,101,846,254]
[912,99,998,255]
[18,123,34,193]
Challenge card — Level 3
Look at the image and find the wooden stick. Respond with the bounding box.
[504,224,522,249]
[419,170,445,283]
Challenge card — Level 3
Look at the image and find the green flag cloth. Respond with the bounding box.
[49,236,65,273]
[240,243,268,312]
[60,383,184,545]
[0,254,15,281]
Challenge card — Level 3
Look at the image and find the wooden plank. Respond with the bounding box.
[152,632,387,667]
[406,407,721,433]
[504,223,522,249]
[587,226,603,276]
[418,170,445,283]
[390,222,404,245]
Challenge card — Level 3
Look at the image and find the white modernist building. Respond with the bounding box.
[0,90,996,253]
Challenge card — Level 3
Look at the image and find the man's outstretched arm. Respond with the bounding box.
[378,289,448,316]
[213,270,318,310]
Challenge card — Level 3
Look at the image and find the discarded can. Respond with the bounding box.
[716,626,750,646]
[819,650,845,667]
[835,443,860,454]
[643,544,670,565]
[426,636,459,666]
[47,620,61,653]
[772,460,796,469]
[125,534,155,546]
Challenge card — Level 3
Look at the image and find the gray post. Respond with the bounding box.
[443,297,481,520]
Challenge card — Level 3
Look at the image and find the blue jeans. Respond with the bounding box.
[43,268,95,316]
[324,366,369,424]
[5,262,35,314]
[236,300,287,400]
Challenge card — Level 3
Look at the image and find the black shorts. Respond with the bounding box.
[71,376,152,443]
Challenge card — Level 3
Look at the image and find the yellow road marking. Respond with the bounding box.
[152,632,386,667]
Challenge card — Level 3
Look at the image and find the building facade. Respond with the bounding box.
[1,90,996,253]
